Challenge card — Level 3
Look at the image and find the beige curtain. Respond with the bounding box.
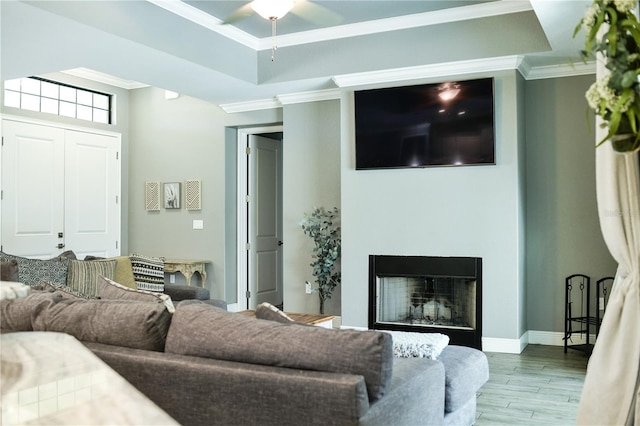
[576,140,640,424]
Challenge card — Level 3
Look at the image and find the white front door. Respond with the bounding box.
[248,134,283,308]
[64,129,120,259]
[1,120,65,258]
[1,119,121,259]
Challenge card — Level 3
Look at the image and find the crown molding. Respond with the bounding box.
[220,56,594,113]
[332,55,524,88]
[61,68,149,90]
[277,88,341,105]
[219,98,282,113]
[146,0,259,49]
[520,60,595,80]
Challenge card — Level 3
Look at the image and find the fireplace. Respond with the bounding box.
[368,255,482,349]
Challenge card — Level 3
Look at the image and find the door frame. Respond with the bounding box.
[235,124,283,311]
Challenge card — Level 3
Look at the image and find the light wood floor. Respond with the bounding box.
[475,344,589,425]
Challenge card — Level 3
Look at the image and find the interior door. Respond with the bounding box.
[64,129,120,259]
[248,134,283,308]
[1,120,65,258]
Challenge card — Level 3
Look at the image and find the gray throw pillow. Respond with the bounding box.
[1,260,19,282]
[0,291,62,331]
[32,298,171,352]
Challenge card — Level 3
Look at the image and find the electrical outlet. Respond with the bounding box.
[170,274,176,284]
[305,281,312,294]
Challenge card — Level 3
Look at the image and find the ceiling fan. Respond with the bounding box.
[224,0,343,60]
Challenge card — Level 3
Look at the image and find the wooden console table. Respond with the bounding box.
[164,259,211,287]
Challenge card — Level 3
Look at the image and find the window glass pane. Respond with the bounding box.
[4,79,21,91]
[93,108,109,124]
[4,90,20,108]
[21,93,40,111]
[77,104,92,121]
[41,97,58,114]
[59,85,76,102]
[59,101,76,118]
[41,81,59,99]
[77,90,92,106]
[21,78,40,95]
[93,93,109,109]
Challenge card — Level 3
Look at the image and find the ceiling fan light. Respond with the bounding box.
[251,0,295,20]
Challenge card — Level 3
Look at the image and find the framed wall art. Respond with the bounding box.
[164,182,181,209]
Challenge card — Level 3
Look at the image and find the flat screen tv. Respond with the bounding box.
[354,78,495,170]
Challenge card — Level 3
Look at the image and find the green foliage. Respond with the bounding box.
[300,207,341,314]
[575,0,640,152]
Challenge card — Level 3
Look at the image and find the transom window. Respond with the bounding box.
[3,77,112,124]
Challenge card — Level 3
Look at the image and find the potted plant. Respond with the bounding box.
[574,0,640,152]
[300,207,341,315]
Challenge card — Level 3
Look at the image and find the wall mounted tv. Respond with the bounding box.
[354,78,495,170]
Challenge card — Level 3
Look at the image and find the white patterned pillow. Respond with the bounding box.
[130,253,165,293]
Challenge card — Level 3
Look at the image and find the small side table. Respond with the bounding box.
[163,259,211,288]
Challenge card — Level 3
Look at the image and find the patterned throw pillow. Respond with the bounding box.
[130,253,165,293]
[98,276,175,313]
[65,259,117,298]
[0,251,69,287]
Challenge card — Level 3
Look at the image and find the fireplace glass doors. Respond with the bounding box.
[369,255,482,349]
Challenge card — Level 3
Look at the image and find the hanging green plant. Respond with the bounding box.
[574,0,640,152]
[300,207,341,315]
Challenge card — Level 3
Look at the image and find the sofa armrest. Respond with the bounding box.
[360,357,445,426]
[163,284,210,301]
[86,342,369,426]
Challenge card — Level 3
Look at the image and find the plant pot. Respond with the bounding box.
[611,133,640,153]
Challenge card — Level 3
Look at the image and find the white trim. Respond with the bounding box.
[147,0,531,51]
[528,330,596,346]
[220,98,282,113]
[332,55,524,89]
[146,0,259,49]
[263,0,532,50]
[523,61,596,80]
[61,68,149,90]
[277,88,341,105]
[482,335,527,354]
[0,114,122,138]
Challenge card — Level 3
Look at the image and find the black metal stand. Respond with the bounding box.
[563,274,615,355]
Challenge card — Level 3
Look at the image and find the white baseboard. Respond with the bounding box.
[482,336,527,354]
[527,330,595,346]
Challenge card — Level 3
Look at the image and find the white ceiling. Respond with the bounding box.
[0,1,593,110]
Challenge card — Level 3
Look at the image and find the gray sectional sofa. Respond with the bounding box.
[1,289,489,426]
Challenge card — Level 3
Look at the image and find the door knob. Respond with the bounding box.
[278,240,283,246]
[57,243,65,249]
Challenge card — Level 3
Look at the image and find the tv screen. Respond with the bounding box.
[354,78,495,170]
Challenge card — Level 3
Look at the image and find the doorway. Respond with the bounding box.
[236,126,283,310]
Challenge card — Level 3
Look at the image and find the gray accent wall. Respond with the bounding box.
[341,71,526,344]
